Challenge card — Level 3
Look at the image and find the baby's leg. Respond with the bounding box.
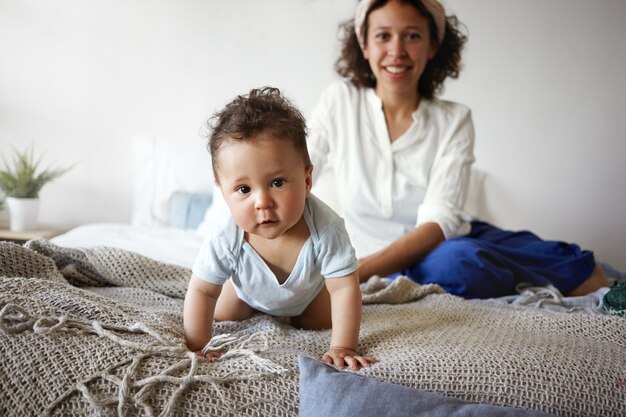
[214,279,255,321]
[291,285,332,330]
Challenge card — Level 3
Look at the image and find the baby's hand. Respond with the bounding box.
[322,347,378,371]
[195,348,223,363]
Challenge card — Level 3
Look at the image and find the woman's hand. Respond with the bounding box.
[358,222,445,282]
[322,346,378,371]
[357,254,376,283]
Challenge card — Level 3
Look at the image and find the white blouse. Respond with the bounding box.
[307,81,475,258]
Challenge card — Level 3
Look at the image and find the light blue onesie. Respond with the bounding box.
[192,194,358,317]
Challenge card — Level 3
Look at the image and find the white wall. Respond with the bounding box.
[442,0,626,270]
[1,0,625,269]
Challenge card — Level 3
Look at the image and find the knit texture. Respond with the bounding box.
[1,240,625,417]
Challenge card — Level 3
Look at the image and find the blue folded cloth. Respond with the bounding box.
[168,191,212,230]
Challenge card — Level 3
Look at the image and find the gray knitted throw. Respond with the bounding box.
[1,240,625,417]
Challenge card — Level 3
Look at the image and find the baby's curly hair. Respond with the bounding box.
[207,87,311,181]
[335,0,467,99]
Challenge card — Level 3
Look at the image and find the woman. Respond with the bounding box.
[307,0,608,299]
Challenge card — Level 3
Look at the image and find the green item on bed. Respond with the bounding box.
[603,281,626,317]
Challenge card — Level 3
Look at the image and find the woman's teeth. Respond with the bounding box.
[386,66,407,73]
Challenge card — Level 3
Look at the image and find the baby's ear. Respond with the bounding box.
[305,164,313,193]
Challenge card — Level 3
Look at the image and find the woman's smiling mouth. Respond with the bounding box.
[384,65,412,75]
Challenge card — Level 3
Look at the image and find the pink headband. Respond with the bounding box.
[354,0,446,50]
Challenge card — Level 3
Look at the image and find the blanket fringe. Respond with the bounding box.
[0,302,288,417]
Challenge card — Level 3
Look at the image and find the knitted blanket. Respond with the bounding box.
[1,240,624,417]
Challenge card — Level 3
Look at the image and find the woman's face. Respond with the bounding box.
[363,0,436,99]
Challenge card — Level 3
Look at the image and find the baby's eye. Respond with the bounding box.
[236,186,251,195]
[271,178,285,188]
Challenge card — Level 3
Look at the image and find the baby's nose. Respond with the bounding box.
[255,190,273,209]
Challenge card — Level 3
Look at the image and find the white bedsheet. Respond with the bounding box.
[51,223,203,269]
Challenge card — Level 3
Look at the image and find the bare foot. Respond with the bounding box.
[566,264,610,296]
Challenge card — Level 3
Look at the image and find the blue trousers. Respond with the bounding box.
[396,221,596,299]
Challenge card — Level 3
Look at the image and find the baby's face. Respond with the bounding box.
[216,134,312,240]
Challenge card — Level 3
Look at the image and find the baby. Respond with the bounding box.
[183,87,376,370]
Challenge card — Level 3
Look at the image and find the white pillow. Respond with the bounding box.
[131,136,214,227]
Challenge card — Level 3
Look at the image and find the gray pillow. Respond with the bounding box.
[298,356,556,417]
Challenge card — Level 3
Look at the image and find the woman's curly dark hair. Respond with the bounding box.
[207,87,311,181]
[334,0,467,99]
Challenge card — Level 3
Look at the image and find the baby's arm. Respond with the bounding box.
[323,271,377,370]
[183,274,222,361]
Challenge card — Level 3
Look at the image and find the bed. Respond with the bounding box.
[1,138,625,417]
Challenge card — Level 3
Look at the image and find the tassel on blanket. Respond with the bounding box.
[0,301,288,417]
[0,302,185,354]
[202,332,288,375]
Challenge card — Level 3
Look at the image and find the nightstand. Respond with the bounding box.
[0,228,69,244]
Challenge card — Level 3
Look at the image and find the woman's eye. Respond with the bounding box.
[271,178,285,188]
[406,32,421,40]
[236,186,250,195]
[374,32,390,41]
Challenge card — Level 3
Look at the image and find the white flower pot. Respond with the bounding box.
[6,197,40,231]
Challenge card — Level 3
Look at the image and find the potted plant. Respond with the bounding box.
[0,146,73,231]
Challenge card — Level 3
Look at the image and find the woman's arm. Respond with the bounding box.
[358,222,444,282]
[323,271,376,370]
[183,275,222,357]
